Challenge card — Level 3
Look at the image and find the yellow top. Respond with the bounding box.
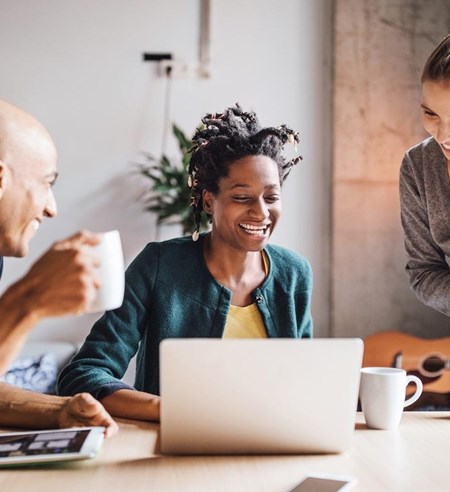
[222,252,268,339]
[222,303,267,338]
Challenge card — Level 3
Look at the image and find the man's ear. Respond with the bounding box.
[202,190,214,215]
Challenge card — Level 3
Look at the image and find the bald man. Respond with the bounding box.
[0,99,117,435]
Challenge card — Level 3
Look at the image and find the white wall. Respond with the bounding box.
[0,0,333,343]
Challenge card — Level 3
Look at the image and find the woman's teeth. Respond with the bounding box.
[239,223,268,235]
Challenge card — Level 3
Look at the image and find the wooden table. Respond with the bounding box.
[0,412,449,492]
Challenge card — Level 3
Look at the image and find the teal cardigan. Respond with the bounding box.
[57,234,313,397]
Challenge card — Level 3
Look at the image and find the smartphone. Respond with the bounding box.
[290,473,357,492]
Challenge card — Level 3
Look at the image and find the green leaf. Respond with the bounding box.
[173,124,192,153]
[136,123,209,233]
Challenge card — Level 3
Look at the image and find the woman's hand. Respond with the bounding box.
[100,389,161,422]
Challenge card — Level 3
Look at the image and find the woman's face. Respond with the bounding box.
[421,80,450,161]
[203,155,281,252]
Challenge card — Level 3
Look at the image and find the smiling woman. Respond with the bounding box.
[57,103,313,423]
[400,33,450,316]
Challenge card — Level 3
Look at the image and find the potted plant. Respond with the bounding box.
[137,124,210,236]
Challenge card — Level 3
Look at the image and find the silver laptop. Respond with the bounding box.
[160,338,363,455]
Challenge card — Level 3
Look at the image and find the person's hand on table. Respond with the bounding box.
[100,389,161,422]
[57,393,119,438]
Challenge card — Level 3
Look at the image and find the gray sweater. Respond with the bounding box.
[400,136,450,315]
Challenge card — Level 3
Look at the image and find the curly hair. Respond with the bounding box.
[188,103,302,239]
[422,33,450,83]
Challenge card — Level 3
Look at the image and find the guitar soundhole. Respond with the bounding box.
[421,356,446,376]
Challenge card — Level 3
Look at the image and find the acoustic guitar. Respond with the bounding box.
[363,331,450,396]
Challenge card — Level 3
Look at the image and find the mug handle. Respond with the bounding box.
[403,375,423,408]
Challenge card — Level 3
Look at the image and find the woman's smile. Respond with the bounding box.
[238,222,271,236]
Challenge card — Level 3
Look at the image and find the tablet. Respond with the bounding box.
[0,426,105,466]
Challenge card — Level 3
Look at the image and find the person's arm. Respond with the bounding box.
[100,389,160,421]
[0,230,101,375]
[0,382,118,437]
[400,152,450,315]
[58,243,160,422]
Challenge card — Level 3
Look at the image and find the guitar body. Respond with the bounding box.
[363,331,450,395]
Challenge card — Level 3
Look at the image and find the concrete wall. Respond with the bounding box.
[333,0,450,338]
[0,0,333,343]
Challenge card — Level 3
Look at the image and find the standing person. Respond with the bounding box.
[400,33,450,315]
[58,104,313,422]
[0,99,117,436]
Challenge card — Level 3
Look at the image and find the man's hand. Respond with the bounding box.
[58,393,118,438]
[24,230,102,318]
[0,383,118,435]
[0,230,104,374]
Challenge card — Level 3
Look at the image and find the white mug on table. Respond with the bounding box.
[87,230,125,313]
[359,367,423,430]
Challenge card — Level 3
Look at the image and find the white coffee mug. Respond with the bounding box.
[87,230,125,313]
[359,367,423,430]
